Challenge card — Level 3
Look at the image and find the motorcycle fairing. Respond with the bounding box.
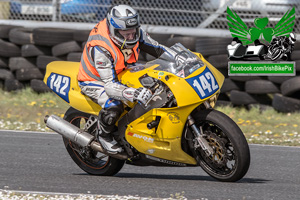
[124,103,200,165]
[44,61,101,116]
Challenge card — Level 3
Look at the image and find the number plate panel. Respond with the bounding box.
[47,73,71,103]
[185,67,219,99]
[21,5,53,15]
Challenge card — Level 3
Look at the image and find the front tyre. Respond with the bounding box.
[191,109,250,182]
[63,107,125,176]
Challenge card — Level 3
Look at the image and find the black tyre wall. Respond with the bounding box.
[245,80,280,94]
[52,41,82,56]
[9,57,36,72]
[0,69,14,80]
[4,78,24,91]
[272,94,300,113]
[207,54,229,69]
[33,28,74,46]
[0,25,22,39]
[67,52,82,62]
[21,44,52,57]
[73,30,90,42]
[36,55,63,70]
[166,36,197,51]
[16,68,43,81]
[30,79,51,93]
[9,28,34,45]
[0,39,21,57]
[0,57,8,68]
[280,77,300,97]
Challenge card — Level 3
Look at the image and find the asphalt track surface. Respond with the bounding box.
[1,130,300,200]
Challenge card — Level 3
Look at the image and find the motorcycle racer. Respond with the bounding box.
[77,5,170,153]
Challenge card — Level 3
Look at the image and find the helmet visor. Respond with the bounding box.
[116,28,139,42]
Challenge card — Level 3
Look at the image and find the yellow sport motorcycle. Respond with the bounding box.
[44,43,250,182]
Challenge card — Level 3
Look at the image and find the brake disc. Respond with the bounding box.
[200,131,228,168]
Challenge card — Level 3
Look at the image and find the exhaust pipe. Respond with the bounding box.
[44,115,128,160]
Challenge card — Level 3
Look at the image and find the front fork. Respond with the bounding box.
[187,114,214,157]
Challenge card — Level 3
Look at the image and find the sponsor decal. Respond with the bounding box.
[158,71,164,76]
[127,132,134,136]
[123,89,134,99]
[176,69,185,78]
[96,61,106,66]
[127,132,154,143]
[167,112,180,124]
[189,63,201,74]
[145,155,186,166]
[126,18,137,26]
[146,149,155,154]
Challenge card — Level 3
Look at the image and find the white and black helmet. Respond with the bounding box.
[107,5,140,49]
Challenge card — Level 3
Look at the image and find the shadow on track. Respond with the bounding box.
[74,172,270,183]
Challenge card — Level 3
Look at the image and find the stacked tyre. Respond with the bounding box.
[0,25,89,93]
[1,24,300,112]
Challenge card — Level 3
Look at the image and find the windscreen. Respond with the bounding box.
[146,43,205,78]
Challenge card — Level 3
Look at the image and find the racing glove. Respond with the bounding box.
[133,87,153,105]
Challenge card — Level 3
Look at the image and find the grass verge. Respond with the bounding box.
[0,87,299,146]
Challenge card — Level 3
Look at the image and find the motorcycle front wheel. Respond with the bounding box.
[63,107,125,176]
[191,109,250,182]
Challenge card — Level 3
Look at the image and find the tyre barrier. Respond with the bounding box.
[1,24,300,113]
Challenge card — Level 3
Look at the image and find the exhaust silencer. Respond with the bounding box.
[44,115,94,147]
[44,115,128,160]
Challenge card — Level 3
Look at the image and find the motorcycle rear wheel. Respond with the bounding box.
[63,107,125,176]
[191,109,250,182]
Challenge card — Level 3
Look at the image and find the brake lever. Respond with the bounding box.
[144,85,164,107]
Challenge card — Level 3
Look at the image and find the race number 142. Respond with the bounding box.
[192,72,219,97]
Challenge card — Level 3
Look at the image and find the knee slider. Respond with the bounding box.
[99,100,124,126]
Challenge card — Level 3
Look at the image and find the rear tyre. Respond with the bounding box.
[63,107,125,176]
[191,109,250,182]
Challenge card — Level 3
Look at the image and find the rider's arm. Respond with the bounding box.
[91,46,136,102]
[139,28,170,58]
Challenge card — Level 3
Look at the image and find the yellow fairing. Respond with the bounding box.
[43,61,101,115]
[125,104,200,165]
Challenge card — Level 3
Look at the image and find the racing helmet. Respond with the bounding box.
[289,33,296,44]
[107,5,140,49]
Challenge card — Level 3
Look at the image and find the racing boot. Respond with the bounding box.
[96,102,124,154]
[97,120,122,154]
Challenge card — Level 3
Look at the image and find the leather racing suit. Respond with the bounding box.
[77,19,168,143]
